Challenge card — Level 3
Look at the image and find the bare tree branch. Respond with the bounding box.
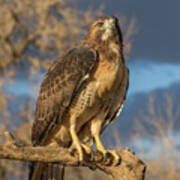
[0,132,146,180]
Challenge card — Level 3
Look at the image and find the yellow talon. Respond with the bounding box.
[70,126,84,162]
[82,144,92,155]
[94,134,120,165]
[107,150,121,165]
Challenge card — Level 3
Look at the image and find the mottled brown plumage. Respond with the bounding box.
[29,15,129,180]
[32,48,97,146]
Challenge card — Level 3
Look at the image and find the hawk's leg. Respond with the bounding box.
[91,119,120,165]
[69,115,93,163]
[70,124,84,162]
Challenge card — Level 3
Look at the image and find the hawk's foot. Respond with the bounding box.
[82,144,94,161]
[94,134,121,165]
[69,142,84,164]
[70,126,85,164]
[69,143,93,163]
[107,150,121,165]
[97,148,121,166]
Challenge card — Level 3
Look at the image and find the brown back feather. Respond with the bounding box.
[32,47,98,146]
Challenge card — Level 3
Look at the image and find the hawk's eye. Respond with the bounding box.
[97,22,104,27]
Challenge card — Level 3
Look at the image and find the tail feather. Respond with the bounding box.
[29,162,64,180]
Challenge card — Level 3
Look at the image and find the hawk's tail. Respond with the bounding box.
[28,162,65,180]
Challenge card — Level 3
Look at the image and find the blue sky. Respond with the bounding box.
[127,60,180,95]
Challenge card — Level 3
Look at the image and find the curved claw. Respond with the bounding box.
[97,150,111,165]
[94,134,121,166]
[82,144,94,161]
[101,151,111,165]
[69,147,76,156]
[108,150,121,166]
[69,142,84,163]
[97,149,121,166]
[69,143,94,163]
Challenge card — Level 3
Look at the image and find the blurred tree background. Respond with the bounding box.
[0,0,180,180]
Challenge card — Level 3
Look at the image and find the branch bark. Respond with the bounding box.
[0,132,146,180]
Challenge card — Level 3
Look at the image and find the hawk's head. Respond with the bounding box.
[88,16,123,45]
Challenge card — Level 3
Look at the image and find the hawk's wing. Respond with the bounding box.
[32,47,98,146]
[102,66,129,131]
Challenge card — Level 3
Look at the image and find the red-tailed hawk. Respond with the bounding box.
[29,16,129,180]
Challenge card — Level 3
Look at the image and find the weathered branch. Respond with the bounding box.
[0,132,146,180]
